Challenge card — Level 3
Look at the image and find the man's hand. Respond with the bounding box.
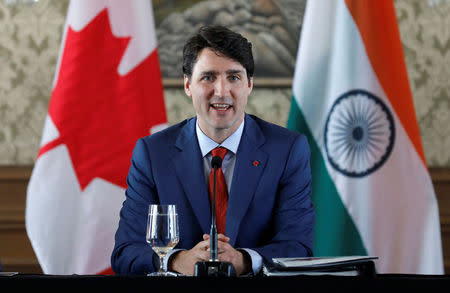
[169,234,251,276]
[203,234,251,276]
[168,237,210,275]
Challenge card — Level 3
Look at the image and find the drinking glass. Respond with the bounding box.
[146,204,179,276]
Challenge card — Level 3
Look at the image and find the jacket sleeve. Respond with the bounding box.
[111,138,159,275]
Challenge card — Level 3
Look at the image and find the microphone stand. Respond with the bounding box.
[194,156,236,277]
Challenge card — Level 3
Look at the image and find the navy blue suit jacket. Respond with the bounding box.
[112,114,314,274]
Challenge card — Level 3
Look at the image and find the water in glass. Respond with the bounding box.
[146,204,179,276]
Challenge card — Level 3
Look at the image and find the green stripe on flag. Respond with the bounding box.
[287,97,368,256]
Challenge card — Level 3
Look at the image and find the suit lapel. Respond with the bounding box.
[227,115,267,246]
[172,118,211,234]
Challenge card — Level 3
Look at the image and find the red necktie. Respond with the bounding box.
[208,147,228,235]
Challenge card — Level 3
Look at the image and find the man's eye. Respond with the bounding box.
[201,76,213,81]
[229,75,240,81]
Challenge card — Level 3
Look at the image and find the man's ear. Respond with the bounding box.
[184,74,192,97]
[247,77,254,95]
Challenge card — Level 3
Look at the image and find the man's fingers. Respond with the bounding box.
[186,244,210,262]
[192,240,211,259]
[195,251,210,261]
[217,240,232,252]
[195,238,210,249]
[170,235,237,276]
[202,233,230,242]
[217,233,230,242]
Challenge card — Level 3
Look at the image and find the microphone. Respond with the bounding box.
[194,155,236,277]
[209,156,221,261]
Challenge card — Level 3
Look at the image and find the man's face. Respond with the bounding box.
[184,48,253,141]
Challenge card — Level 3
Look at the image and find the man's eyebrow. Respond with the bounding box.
[199,69,244,76]
[199,70,218,76]
[226,69,244,74]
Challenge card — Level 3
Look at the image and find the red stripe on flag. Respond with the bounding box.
[37,137,64,159]
[97,267,115,275]
[345,0,427,166]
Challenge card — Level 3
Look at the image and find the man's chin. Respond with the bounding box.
[208,117,233,129]
[202,114,244,133]
[211,124,233,131]
[212,119,242,133]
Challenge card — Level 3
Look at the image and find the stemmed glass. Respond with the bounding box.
[146,204,179,276]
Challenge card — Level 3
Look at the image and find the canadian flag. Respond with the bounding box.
[26,0,167,274]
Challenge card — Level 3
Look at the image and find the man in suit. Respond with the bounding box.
[111,26,314,275]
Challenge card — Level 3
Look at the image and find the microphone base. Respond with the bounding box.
[194,261,236,277]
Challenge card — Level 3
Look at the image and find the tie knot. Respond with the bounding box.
[211,147,227,160]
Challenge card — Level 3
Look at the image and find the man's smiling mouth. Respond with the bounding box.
[211,103,232,111]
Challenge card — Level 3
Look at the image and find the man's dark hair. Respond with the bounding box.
[182,26,254,81]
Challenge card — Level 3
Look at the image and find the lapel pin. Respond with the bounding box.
[253,160,259,167]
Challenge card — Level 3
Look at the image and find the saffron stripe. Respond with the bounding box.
[344,0,426,165]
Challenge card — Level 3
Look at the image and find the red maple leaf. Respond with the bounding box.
[38,9,166,190]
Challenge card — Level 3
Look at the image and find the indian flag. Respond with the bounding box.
[287,0,444,274]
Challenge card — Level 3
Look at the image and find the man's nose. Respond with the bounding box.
[214,77,230,97]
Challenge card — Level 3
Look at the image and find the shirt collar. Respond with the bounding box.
[196,118,245,157]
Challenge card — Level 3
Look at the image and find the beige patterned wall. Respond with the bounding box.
[395,0,450,166]
[0,0,449,166]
